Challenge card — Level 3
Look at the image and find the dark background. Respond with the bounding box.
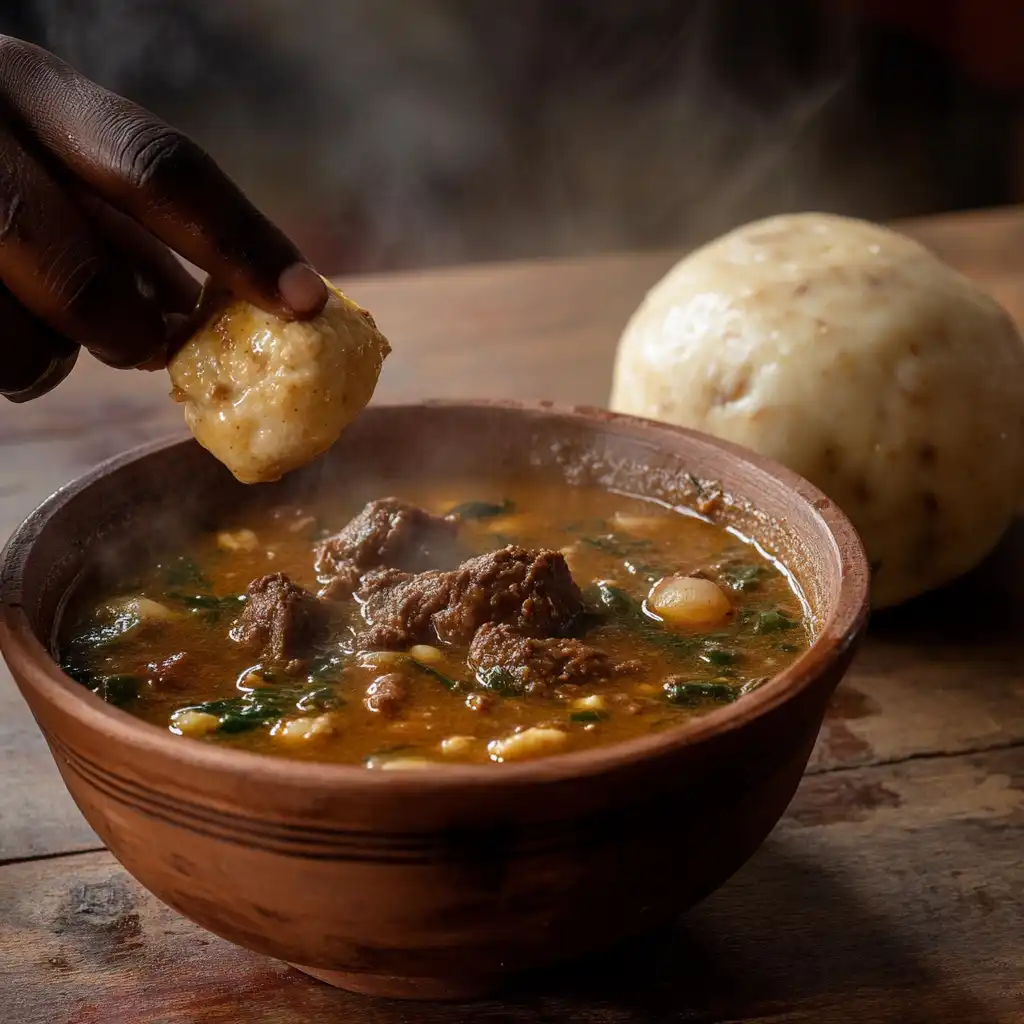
[3,0,1020,274]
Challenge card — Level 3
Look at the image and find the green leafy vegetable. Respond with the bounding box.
[65,614,141,651]
[664,681,738,707]
[589,581,638,617]
[753,609,798,634]
[169,592,244,612]
[701,647,737,667]
[446,499,514,521]
[159,557,210,590]
[306,653,349,684]
[174,682,343,735]
[569,709,608,723]
[91,674,144,706]
[476,665,527,697]
[581,534,654,557]
[63,671,142,707]
[61,658,143,708]
[588,582,699,656]
[718,563,765,591]
[167,592,246,625]
[295,685,345,713]
[406,657,462,691]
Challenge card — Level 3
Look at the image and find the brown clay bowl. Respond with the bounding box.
[0,401,869,1001]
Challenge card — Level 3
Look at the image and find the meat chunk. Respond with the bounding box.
[315,498,459,578]
[364,673,409,717]
[355,567,454,648]
[230,573,327,664]
[435,547,585,642]
[356,546,585,648]
[468,623,613,696]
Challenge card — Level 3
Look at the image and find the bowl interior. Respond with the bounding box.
[0,401,868,782]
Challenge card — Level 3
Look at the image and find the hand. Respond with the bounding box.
[0,36,328,403]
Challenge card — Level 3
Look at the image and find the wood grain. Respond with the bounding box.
[1,747,1019,1024]
[1,206,1024,1020]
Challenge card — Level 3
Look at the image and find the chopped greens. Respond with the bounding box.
[476,665,528,697]
[75,672,144,707]
[173,682,344,735]
[93,674,144,706]
[664,681,738,707]
[446,499,514,521]
[406,657,462,691]
[167,592,246,624]
[718,563,765,591]
[306,652,349,684]
[569,709,608,723]
[159,557,210,590]
[580,534,653,557]
[588,582,699,656]
[64,614,141,651]
[752,609,798,634]
[700,647,737,667]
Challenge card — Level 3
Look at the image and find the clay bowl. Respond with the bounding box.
[0,401,868,1001]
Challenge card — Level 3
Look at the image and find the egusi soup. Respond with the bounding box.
[58,479,810,766]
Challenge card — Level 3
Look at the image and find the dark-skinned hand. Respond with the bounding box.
[0,35,328,403]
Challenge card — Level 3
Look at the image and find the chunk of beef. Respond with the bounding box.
[468,623,613,696]
[315,498,458,579]
[364,673,410,717]
[230,573,327,664]
[435,547,585,642]
[355,567,454,648]
[356,546,585,648]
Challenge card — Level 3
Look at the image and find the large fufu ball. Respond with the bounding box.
[170,280,390,485]
[610,213,1024,607]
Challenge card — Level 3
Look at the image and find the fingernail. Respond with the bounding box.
[1,350,79,404]
[278,262,328,317]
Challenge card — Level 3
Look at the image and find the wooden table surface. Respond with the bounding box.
[2,207,1023,1024]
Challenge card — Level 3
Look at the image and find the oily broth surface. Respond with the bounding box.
[58,478,809,766]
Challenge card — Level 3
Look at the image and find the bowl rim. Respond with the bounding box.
[0,399,869,794]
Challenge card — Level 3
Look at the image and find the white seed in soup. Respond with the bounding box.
[647,576,732,627]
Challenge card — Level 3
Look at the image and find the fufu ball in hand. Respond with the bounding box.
[169,280,390,485]
[610,213,1024,607]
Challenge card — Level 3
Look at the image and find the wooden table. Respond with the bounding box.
[2,208,1022,1024]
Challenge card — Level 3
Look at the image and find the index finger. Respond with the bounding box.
[0,37,327,320]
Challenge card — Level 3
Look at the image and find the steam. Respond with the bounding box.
[29,0,908,273]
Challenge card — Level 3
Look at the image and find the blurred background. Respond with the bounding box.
[4,0,1023,275]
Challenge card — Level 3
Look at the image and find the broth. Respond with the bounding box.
[58,478,810,766]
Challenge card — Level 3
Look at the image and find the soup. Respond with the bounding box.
[58,479,810,766]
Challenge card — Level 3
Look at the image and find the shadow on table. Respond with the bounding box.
[499,840,999,1024]
[243,838,1000,1024]
[868,517,1024,647]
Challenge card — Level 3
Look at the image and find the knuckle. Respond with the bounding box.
[111,118,198,191]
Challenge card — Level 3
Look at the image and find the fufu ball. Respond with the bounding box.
[610,213,1024,607]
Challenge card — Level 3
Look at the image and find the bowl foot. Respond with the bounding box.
[287,962,500,1001]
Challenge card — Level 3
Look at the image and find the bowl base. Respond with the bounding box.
[287,962,500,1001]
